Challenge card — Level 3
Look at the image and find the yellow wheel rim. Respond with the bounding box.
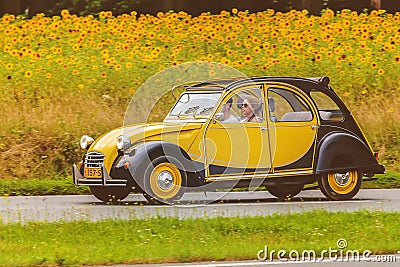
[149,162,182,199]
[327,170,358,195]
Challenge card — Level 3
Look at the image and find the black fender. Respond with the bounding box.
[315,132,380,174]
[112,141,204,188]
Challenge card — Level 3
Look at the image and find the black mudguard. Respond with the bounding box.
[111,141,204,189]
[316,132,384,175]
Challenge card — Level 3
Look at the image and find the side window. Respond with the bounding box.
[218,87,264,123]
[268,88,313,122]
[310,91,344,121]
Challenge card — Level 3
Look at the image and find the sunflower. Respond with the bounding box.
[25,71,33,78]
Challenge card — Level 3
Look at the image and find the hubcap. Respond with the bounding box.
[333,172,350,186]
[327,170,358,195]
[157,171,174,190]
[149,162,182,200]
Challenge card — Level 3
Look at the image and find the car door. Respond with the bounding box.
[204,85,271,179]
[266,85,318,173]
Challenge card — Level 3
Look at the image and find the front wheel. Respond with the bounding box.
[143,156,186,204]
[90,184,132,203]
[319,170,362,200]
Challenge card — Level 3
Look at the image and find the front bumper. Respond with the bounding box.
[73,164,127,187]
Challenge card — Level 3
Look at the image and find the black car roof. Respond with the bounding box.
[186,76,330,91]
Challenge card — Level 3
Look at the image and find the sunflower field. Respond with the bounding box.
[0,8,399,180]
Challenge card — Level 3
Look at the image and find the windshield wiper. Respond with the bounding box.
[184,106,200,114]
[177,106,200,119]
[198,107,214,115]
[193,107,214,118]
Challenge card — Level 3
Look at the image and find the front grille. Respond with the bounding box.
[85,152,105,168]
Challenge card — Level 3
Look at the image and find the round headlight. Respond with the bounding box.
[80,135,94,149]
[117,135,131,150]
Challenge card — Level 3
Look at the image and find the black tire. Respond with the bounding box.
[90,184,132,203]
[142,156,186,205]
[267,184,303,201]
[318,170,362,200]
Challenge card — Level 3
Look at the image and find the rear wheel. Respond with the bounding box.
[90,184,132,203]
[267,184,303,201]
[319,170,362,200]
[143,156,186,204]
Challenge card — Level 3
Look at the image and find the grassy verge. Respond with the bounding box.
[0,172,398,197]
[0,210,399,266]
[0,179,89,196]
[362,172,400,189]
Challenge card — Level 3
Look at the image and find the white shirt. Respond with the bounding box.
[223,114,239,123]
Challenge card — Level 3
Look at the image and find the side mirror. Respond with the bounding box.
[214,113,224,122]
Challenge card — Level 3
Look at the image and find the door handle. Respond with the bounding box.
[311,125,319,130]
[261,126,267,131]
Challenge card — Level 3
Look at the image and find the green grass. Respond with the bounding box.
[0,210,399,266]
[0,179,89,196]
[362,172,400,189]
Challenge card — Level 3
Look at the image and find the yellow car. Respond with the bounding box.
[73,76,385,203]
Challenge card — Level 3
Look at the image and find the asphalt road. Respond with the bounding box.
[1,189,400,223]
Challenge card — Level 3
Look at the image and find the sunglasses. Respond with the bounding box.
[241,103,249,108]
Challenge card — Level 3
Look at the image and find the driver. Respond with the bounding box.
[221,98,238,123]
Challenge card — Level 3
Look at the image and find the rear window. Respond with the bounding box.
[310,91,344,121]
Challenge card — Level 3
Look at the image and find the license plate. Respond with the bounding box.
[84,168,102,178]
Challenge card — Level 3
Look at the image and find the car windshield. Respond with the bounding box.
[164,92,222,121]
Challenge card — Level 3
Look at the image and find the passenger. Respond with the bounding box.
[241,96,262,122]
